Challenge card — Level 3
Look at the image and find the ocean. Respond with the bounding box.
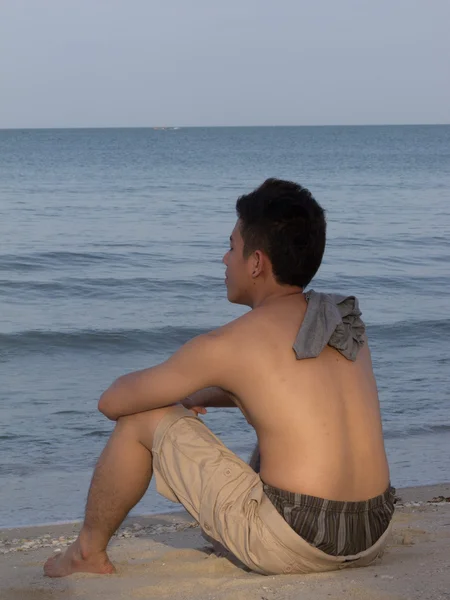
[0,125,449,528]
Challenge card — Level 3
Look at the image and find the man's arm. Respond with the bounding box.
[98,332,229,420]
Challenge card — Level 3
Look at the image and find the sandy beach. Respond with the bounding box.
[1,484,449,600]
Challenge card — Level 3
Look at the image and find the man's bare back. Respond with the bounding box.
[209,292,390,503]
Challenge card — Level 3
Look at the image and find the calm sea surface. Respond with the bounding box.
[0,126,449,527]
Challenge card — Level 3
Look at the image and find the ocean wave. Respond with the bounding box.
[367,318,450,342]
[314,274,450,295]
[0,273,448,311]
[0,275,221,299]
[53,410,86,416]
[0,326,209,355]
[0,248,211,273]
[0,251,112,272]
[3,317,449,351]
[1,319,449,357]
[0,463,37,476]
[82,430,110,438]
[385,423,450,439]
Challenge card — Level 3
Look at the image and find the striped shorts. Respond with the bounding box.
[249,444,396,557]
[263,483,396,556]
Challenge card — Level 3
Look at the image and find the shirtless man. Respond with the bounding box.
[44,178,394,577]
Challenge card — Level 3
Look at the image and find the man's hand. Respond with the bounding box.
[181,396,208,416]
[180,387,238,416]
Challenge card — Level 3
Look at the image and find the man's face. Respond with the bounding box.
[222,220,251,305]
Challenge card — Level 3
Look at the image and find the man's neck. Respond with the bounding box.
[250,286,304,309]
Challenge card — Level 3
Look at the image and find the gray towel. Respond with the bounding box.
[293,290,366,362]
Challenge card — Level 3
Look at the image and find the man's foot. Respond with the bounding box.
[43,538,116,577]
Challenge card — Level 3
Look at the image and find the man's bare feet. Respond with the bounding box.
[43,538,116,577]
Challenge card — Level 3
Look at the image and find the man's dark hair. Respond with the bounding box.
[236,178,326,289]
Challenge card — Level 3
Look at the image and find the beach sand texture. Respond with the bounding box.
[1,484,449,600]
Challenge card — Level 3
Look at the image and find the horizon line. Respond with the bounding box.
[1,122,449,131]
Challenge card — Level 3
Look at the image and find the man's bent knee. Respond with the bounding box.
[115,406,185,447]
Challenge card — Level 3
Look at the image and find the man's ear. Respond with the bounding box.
[251,250,264,278]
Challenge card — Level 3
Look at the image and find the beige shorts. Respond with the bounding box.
[152,406,392,575]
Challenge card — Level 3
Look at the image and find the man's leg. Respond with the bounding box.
[44,406,173,577]
[202,442,260,556]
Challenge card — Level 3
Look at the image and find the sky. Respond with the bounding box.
[0,0,449,128]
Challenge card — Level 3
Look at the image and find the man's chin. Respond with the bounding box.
[226,288,237,304]
[226,289,247,306]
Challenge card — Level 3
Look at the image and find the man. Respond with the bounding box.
[44,178,394,577]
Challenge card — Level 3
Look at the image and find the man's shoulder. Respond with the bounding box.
[207,309,264,340]
[199,311,265,363]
